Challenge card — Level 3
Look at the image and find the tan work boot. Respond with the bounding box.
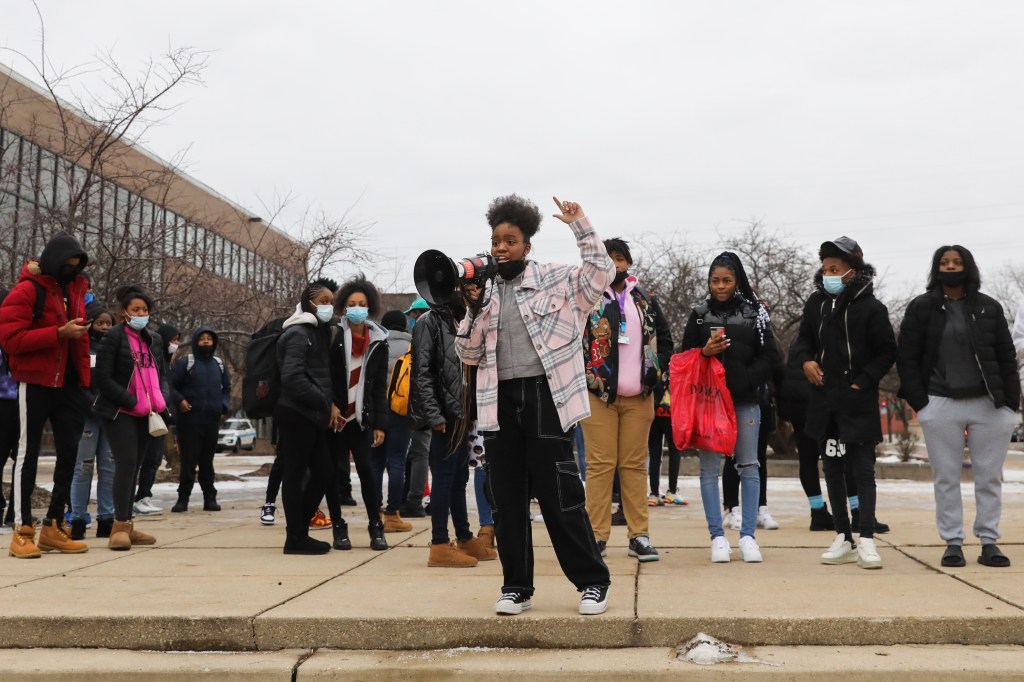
[382,511,412,533]
[427,541,478,568]
[458,535,498,561]
[478,524,496,549]
[38,518,88,554]
[108,521,132,551]
[9,524,41,559]
[128,521,156,546]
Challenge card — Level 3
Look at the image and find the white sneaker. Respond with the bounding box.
[711,536,732,563]
[579,585,609,615]
[133,497,163,516]
[756,506,779,530]
[821,533,857,565]
[725,507,741,531]
[857,537,883,569]
[738,535,762,563]
[494,592,532,615]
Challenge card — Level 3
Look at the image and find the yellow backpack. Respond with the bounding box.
[387,350,413,416]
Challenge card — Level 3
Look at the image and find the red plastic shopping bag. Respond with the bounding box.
[669,349,738,455]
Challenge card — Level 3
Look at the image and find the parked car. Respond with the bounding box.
[1012,423,1024,443]
[218,418,257,453]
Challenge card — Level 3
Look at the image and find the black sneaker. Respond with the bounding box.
[596,539,607,557]
[851,508,890,534]
[494,591,532,615]
[809,506,834,531]
[283,536,331,555]
[340,494,358,507]
[579,584,610,615]
[628,535,660,563]
[399,503,426,518]
[610,506,627,527]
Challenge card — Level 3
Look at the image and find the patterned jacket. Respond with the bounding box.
[455,218,614,432]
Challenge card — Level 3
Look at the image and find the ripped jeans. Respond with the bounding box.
[698,402,761,540]
[70,417,115,520]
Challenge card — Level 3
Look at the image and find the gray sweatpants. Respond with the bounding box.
[918,395,1017,545]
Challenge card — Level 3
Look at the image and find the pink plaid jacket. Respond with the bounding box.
[455,218,614,432]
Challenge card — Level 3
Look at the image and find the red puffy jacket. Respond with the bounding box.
[0,261,90,389]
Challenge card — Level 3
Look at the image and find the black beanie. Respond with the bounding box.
[380,310,408,332]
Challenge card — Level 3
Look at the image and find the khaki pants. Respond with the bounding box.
[582,392,654,541]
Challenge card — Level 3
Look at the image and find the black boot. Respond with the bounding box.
[283,531,331,555]
[70,518,87,541]
[851,508,890,534]
[368,521,388,551]
[333,522,352,550]
[95,517,114,538]
[171,494,189,513]
[203,493,221,512]
[809,505,834,531]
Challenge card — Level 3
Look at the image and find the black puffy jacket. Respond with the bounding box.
[276,317,333,429]
[410,308,464,430]
[680,297,779,405]
[169,327,231,424]
[92,324,171,422]
[328,319,389,432]
[790,266,897,444]
[897,288,1020,413]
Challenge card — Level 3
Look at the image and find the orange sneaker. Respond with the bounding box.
[309,509,332,530]
[9,524,41,559]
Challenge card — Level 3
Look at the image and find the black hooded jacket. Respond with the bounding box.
[169,327,231,424]
[789,265,897,443]
[410,307,465,430]
[897,288,1020,412]
[39,233,89,281]
[91,324,171,421]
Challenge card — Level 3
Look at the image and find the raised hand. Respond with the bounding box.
[552,196,585,224]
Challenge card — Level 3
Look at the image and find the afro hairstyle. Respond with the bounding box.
[335,273,383,318]
[486,194,542,242]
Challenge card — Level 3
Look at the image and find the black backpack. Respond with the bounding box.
[242,316,287,419]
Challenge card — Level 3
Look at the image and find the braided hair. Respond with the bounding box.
[708,251,771,346]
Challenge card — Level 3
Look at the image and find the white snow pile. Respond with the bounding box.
[676,633,779,666]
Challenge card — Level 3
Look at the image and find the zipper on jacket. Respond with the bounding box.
[968,310,996,403]
[817,299,828,367]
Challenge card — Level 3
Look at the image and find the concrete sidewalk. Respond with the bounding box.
[1,453,1024,676]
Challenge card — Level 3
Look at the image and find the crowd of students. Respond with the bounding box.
[0,202,1022,618]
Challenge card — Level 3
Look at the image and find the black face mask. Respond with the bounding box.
[497,259,527,281]
[937,270,967,287]
[58,264,80,283]
[612,270,629,285]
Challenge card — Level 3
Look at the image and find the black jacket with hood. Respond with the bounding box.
[897,288,1020,413]
[328,317,390,432]
[169,327,231,424]
[91,323,172,422]
[276,305,334,429]
[790,266,897,443]
[410,307,465,430]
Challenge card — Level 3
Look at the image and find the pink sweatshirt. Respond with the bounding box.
[612,277,644,397]
[121,329,167,417]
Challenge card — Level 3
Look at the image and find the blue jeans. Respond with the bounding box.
[474,464,493,526]
[574,426,587,481]
[428,428,472,545]
[698,402,760,540]
[371,421,412,513]
[70,417,115,520]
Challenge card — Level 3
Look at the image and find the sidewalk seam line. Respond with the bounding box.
[889,542,1024,612]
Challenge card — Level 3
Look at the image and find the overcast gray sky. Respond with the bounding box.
[4,1,1024,300]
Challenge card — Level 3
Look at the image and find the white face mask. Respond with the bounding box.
[167,343,179,354]
[315,305,335,323]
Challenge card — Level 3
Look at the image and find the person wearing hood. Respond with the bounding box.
[0,232,92,558]
[681,252,779,564]
[581,238,672,564]
[92,286,168,551]
[68,307,117,540]
[169,326,231,513]
[790,237,897,570]
[325,274,391,551]
[897,246,1020,568]
[372,310,415,532]
[273,278,339,555]
[131,323,181,518]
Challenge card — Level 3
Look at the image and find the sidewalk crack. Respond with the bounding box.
[889,542,1024,612]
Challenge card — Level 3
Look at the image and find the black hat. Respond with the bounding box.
[820,236,863,259]
[380,310,408,332]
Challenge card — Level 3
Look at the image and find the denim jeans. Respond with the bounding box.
[573,426,587,481]
[70,417,115,520]
[428,428,472,545]
[371,421,412,513]
[698,402,760,540]
[474,464,493,527]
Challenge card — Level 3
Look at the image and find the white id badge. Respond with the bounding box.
[90,355,97,368]
[619,335,630,345]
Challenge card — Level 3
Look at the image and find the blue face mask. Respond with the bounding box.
[346,306,369,324]
[822,270,852,296]
[127,315,149,331]
[315,305,334,324]
[408,317,416,331]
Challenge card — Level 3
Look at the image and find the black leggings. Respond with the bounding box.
[274,405,335,541]
[104,414,153,522]
[322,422,380,528]
[647,416,680,495]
